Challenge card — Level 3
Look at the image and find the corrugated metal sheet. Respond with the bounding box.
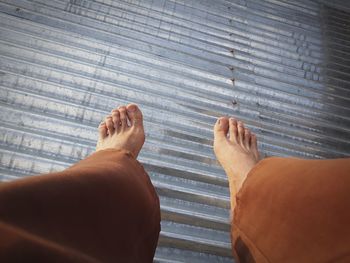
[0,0,349,262]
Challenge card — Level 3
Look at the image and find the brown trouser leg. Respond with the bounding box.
[0,149,160,263]
[231,157,350,263]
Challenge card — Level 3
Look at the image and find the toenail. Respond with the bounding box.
[127,104,137,112]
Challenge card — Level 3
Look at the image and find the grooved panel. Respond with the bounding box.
[0,0,349,262]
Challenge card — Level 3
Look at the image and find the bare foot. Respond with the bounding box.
[96,104,145,158]
[213,117,259,193]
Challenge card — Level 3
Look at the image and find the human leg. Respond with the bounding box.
[0,104,160,263]
[213,117,259,211]
[213,117,350,263]
[232,157,350,263]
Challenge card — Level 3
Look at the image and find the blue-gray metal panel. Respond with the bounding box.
[0,0,349,262]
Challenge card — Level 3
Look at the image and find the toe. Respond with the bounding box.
[118,106,128,131]
[98,121,107,139]
[229,118,238,143]
[126,103,143,128]
[251,134,260,160]
[237,121,245,145]
[214,117,229,139]
[244,128,251,149]
[111,109,121,133]
[105,116,114,135]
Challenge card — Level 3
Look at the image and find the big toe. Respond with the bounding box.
[126,103,143,128]
[214,117,229,139]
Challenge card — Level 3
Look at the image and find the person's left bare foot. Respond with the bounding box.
[96,104,145,158]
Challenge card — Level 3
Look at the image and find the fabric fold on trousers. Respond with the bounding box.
[0,149,161,263]
[231,157,350,263]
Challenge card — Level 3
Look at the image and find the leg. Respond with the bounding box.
[213,117,350,263]
[0,104,160,263]
[213,117,259,212]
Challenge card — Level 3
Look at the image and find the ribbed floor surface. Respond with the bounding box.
[0,0,349,262]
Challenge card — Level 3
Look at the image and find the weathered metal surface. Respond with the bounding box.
[0,0,349,262]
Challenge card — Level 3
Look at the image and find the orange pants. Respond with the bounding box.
[232,157,350,263]
[0,149,160,263]
[1,151,349,263]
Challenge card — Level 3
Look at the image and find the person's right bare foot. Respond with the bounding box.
[213,117,260,193]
